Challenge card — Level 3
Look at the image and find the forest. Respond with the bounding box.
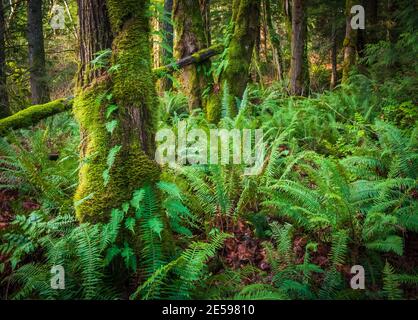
[0,0,417,301]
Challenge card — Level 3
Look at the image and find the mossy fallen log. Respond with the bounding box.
[0,97,73,135]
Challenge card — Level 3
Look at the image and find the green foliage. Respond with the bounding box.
[0,114,79,210]
[2,211,119,299]
[131,232,230,300]
[2,0,417,302]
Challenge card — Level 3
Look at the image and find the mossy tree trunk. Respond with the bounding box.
[207,0,260,123]
[265,0,284,81]
[0,2,9,118]
[342,0,357,84]
[289,0,309,96]
[173,0,211,111]
[365,0,379,45]
[330,21,338,90]
[159,0,174,92]
[27,0,50,104]
[283,0,292,42]
[74,0,160,223]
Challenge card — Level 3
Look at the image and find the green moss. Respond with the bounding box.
[206,0,259,123]
[173,0,211,111]
[206,90,221,124]
[0,98,73,135]
[106,0,143,32]
[153,44,224,79]
[108,1,158,154]
[73,0,161,222]
[73,82,160,223]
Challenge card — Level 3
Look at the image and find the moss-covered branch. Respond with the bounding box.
[0,97,73,135]
[154,44,223,77]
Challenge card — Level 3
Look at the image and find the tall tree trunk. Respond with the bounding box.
[207,0,260,123]
[0,2,9,118]
[283,0,292,42]
[366,0,379,44]
[386,0,398,43]
[330,22,338,90]
[342,0,357,83]
[74,0,160,222]
[251,20,261,83]
[159,0,174,92]
[199,0,211,47]
[76,0,113,88]
[265,0,284,81]
[27,0,49,104]
[173,0,211,111]
[289,0,308,96]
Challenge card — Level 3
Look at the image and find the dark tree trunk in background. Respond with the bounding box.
[289,0,308,96]
[76,0,113,88]
[330,22,338,90]
[342,0,357,83]
[266,0,284,81]
[366,0,379,44]
[357,0,366,59]
[159,0,174,92]
[207,0,260,123]
[369,0,378,23]
[173,0,211,111]
[27,0,49,104]
[199,0,211,47]
[0,2,9,118]
[386,0,399,43]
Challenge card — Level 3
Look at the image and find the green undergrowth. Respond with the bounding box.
[1,75,417,300]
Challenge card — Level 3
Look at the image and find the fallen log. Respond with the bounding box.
[0,97,74,135]
[0,44,224,135]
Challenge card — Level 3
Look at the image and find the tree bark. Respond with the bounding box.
[265,0,284,81]
[76,0,113,88]
[199,0,211,47]
[27,0,49,104]
[159,0,174,92]
[207,0,260,123]
[289,0,309,96]
[0,2,9,118]
[73,0,160,222]
[173,0,211,111]
[342,0,357,83]
[330,20,338,89]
